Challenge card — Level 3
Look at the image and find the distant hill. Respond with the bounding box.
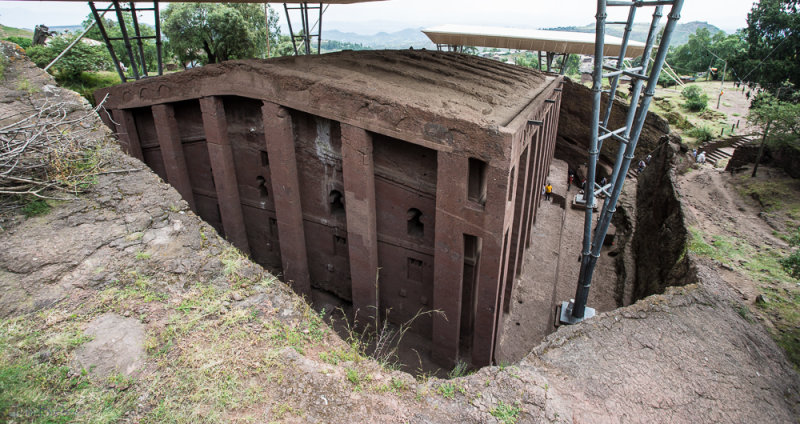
[0,24,33,39]
[545,21,723,46]
[322,27,435,50]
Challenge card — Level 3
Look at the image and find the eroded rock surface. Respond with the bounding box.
[73,313,145,378]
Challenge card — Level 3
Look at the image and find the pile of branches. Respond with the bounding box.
[0,95,110,202]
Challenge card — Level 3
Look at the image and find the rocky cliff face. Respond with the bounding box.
[632,139,695,300]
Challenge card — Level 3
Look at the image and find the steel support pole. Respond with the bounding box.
[129,2,148,76]
[284,3,300,56]
[605,6,663,194]
[89,2,126,82]
[601,5,637,126]
[301,3,311,55]
[154,0,163,75]
[571,0,684,321]
[317,2,322,54]
[112,0,140,80]
[571,0,607,320]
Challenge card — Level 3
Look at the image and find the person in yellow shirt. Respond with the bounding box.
[545,182,552,201]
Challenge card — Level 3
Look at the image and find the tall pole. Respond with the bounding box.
[154,0,163,75]
[751,120,771,178]
[569,0,684,322]
[265,3,271,58]
[716,61,727,109]
[572,0,607,320]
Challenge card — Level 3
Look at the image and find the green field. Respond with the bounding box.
[0,24,33,39]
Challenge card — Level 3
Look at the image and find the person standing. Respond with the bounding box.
[545,182,553,201]
[568,173,574,191]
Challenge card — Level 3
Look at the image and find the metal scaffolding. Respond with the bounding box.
[560,0,684,325]
[283,2,325,55]
[89,1,163,83]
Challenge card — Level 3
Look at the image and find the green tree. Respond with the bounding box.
[26,35,111,79]
[82,13,159,74]
[669,27,715,74]
[748,92,800,176]
[162,3,280,65]
[667,28,746,80]
[740,0,800,89]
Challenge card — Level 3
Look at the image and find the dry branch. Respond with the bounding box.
[0,93,112,202]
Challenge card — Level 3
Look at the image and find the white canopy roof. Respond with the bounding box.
[423,24,646,58]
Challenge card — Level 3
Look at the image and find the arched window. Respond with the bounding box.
[407,208,424,237]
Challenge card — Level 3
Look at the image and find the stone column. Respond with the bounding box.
[112,108,143,161]
[261,101,311,297]
[470,164,509,366]
[200,96,250,255]
[152,104,196,211]
[341,124,380,325]
[432,151,466,367]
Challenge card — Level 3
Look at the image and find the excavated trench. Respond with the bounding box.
[310,79,694,376]
[95,71,692,377]
[493,79,692,366]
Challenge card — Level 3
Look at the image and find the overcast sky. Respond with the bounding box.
[0,0,757,34]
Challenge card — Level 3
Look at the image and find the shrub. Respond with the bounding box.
[4,36,32,49]
[682,85,709,112]
[688,125,714,142]
[781,228,800,279]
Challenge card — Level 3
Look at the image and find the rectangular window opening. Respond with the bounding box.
[468,157,487,205]
[507,166,516,202]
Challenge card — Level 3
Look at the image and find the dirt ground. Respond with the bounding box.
[1,44,799,423]
[654,79,761,138]
[677,157,800,366]
[496,158,619,363]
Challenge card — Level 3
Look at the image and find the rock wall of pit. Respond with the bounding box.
[555,78,671,174]
[728,143,800,179]
[631,139,695,300]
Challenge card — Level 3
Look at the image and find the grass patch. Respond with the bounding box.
[436,381,465,399]
[0,315,138,423]
[55,71,121,105]
[448,360,470,379]
[734,177,800,214]
[345,367,371,391]
[490,400,521,424]
[691,226,800,370]
[21,198,51,217]
[756,285,800,370]
[319,346,361,365]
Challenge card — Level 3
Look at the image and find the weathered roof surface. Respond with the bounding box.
[258,49,555,127]
[104,49,557,129]
[423,24,646,58]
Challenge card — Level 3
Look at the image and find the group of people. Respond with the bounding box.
[692,149,706,164]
